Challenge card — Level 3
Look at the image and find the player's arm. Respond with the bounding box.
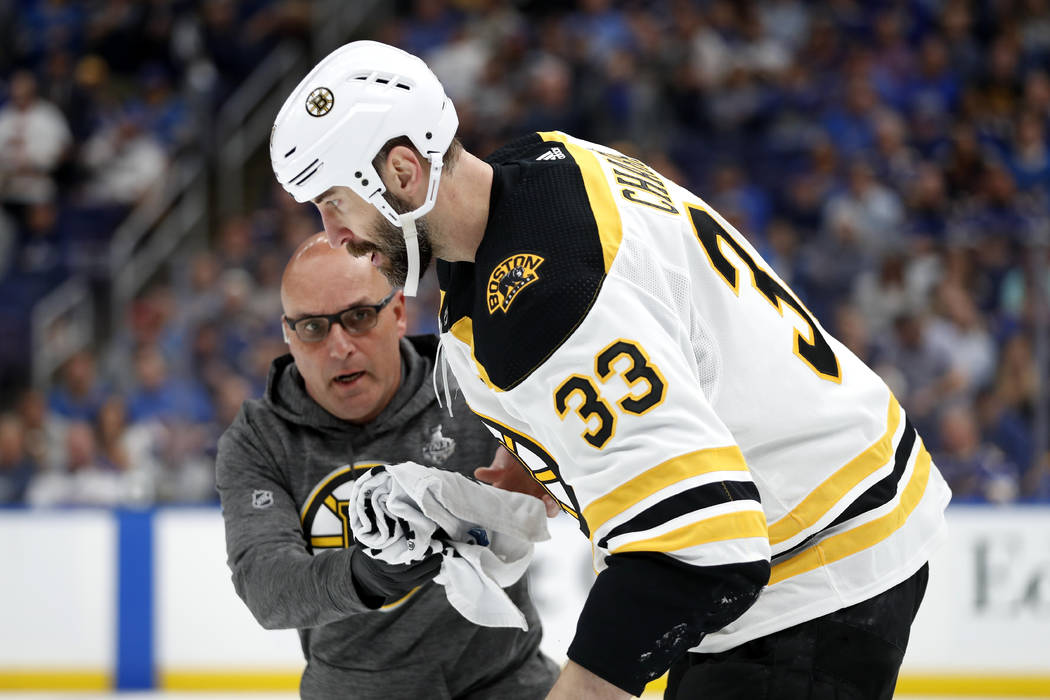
[215,409,376,629]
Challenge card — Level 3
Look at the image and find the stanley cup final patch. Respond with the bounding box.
[422,424,456,465]
[487,253,544,314]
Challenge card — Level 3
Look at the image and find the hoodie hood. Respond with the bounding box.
[263,335,440,438]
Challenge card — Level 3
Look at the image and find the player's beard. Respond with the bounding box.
[344,194,434,290]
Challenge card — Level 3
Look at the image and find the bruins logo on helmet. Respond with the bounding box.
[305,87,335,117]
[487,253,544,314]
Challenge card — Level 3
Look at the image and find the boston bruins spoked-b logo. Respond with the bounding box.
[299,462,383,551]
[487,253,544,314]
[299,461,424,609]
[305,87,335,117]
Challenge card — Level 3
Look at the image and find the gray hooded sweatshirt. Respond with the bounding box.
[216,336,557,699]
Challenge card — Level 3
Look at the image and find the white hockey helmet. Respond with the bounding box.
[270,40,458,296]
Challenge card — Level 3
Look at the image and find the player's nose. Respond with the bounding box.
[319,208,351,248]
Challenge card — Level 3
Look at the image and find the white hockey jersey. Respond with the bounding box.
[436,131,950,693]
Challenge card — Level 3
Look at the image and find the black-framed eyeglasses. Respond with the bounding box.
[283,289,398,343]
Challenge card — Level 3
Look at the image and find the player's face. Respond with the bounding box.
[313,186,433,290]
[346,198,434,290]
[283,252,406,423]
[314,186,375,250]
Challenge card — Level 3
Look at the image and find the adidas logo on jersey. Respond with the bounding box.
[536,147,565,161]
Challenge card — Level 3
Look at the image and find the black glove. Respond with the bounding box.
[350,547,443,608]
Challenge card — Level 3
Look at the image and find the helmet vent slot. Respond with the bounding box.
[348,71,413,91]
[296,165,321,186]
[284,147,297,157]
[291,159,321,185]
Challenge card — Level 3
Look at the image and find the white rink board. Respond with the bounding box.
[1,505,1049,684]
[154,509,303,671]
[0,509,116,667]
[536,508,1050,675]
[160,508,1050,672]
[529,513,597,664]
[905,506,1050,673]
[154,509,592,671]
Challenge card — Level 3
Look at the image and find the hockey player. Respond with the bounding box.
[269,42,951,699]
[215,233,558,699]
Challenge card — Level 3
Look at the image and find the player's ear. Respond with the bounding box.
[392,289,407,338]
[386,145,424,195]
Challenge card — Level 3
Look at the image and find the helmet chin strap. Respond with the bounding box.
[396,157,444,298]
[399,212,421,297]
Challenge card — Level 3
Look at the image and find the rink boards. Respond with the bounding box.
[0,506,1047,695]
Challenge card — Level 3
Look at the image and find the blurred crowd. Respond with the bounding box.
[1,0,1049,507]
[0,0,312,505]
[0,0,312,383]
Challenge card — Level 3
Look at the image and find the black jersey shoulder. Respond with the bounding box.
[439,133,610,390]
[482,132,551,163]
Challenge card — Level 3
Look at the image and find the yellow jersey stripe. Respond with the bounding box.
[769,443,931,585]
[310,535,344,548]
[539,131,623,274]
[583,445,748,537]
[611,509,768,554]
[767,397,901,546]
[447,316,501,392]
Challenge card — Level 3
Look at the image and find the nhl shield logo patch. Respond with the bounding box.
[487,253,544,314]
[251,489,274,509]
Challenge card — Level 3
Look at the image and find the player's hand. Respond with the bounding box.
[349,547,442,608]
[475,445,560,517]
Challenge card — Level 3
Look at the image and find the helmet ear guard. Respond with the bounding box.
[270,41,459,297]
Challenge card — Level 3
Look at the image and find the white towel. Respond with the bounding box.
[348,461,550,630]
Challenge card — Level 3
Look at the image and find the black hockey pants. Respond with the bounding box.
[665,563,929,700]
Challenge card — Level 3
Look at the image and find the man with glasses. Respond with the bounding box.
[215,233,558,700]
